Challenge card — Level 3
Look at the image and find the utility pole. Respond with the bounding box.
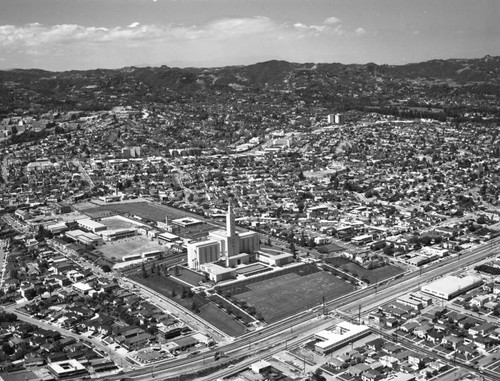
[358,305,362,325]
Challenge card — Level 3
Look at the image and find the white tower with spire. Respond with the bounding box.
[225,201,239,266]
[226,200,236,238]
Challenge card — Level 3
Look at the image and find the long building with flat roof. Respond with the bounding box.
[77,218,107,233]
[421,275,482,300]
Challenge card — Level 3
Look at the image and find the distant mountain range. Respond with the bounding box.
[0,56,499,114]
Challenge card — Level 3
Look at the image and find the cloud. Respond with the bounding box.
[0,16,358,70]
[324,16,341,25]
[0,16,348,49]
[293,18,344,37]
[204,16,278,38]
[355,27,366,36]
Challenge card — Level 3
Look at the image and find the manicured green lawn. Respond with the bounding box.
[198,303,248,337]
[233,271,354,323]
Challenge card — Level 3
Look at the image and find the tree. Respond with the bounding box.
[477,215,487,225]
[9,269,18,279]
[311,368,326,381]
[24,288,37,300]
[383,245,394,256]
[141,262,148,278]
[101,264,112,273]
[191,301,200,313]
[290,241,297,259]
[308,237,316,248]
[2,343,14,356]
[420,236,433,246]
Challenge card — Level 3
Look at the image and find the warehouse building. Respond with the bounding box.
[421,275,482,300]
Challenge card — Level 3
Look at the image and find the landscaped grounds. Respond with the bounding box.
[233,271,355,323]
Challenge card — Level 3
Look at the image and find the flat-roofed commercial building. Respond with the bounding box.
[77,218,107,233]
[65,229,103,247]
[172,217,204,228]
[421,275,483,300]
[256,251,293,267]
[46,222,69,234]
[100,228,137,241]
[199,263,235,282]
[314,321,370,354]
[158,232,181,243]
[47,359,88,379]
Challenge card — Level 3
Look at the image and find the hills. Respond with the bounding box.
[0,56,499,115]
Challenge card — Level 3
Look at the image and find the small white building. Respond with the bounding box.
[314,321,370,354]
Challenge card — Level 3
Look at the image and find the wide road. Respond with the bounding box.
[337,236,500,315]
[97,237,500,380]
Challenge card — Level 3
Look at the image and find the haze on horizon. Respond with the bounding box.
[0,0,499,72]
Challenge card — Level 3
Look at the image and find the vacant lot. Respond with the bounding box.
[99,236,164,261]
[326,257,404,284]
[233,271,354,323]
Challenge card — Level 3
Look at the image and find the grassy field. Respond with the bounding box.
[100,215,145,229]
[198,303,248,337]
[233,271,354,323]
[326,257,405,284]
[316,242,345,254]
[176,267,206,286]
[78,202,189,222]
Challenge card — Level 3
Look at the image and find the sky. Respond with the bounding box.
[0,0,499,71]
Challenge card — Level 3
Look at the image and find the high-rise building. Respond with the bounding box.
[327,113,344,125]
[187,239,221,270]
